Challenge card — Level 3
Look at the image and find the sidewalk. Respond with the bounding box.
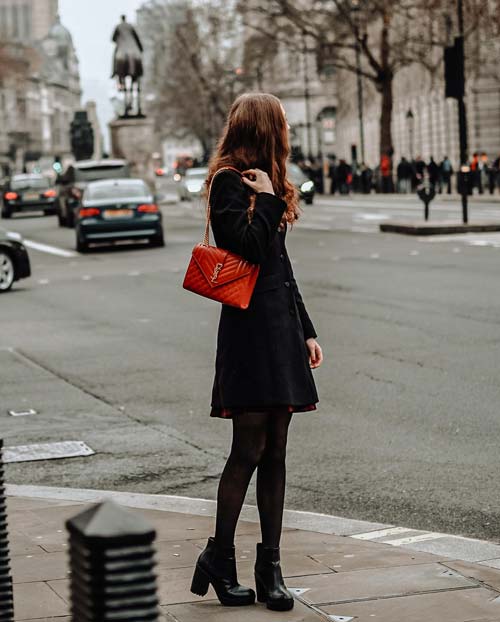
[7,485,500,622]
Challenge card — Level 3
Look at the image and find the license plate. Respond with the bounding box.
[24,192,39,200]
[103,209,133,219]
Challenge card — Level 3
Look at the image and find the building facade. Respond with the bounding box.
[0,0,81,176]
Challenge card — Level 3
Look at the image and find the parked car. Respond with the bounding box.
[75,178,164,252]
[0,229,31,292]
[1,174,58,218]
[288,163,315,204]
[57,159,130,228]
[177,167,208,201]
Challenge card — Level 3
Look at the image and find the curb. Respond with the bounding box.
[7,484,500,567]
[380,221,500,235]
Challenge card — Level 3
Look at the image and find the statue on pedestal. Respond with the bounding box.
[111,15,144,118]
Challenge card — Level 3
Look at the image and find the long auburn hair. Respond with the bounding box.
[206,93,300,224]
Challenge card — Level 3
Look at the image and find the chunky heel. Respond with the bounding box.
[254,574,267,602]
[190,564,210,596]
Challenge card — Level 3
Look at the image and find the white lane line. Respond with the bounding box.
[24,239,77,258]
[351,526,410,540]
[384,532,444,546]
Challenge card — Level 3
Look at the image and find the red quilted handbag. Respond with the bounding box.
[182,167,260,309]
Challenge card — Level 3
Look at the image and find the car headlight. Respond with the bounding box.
[6,231,22,241]
[300,180,314,192]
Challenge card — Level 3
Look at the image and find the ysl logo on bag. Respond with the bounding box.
[211,262,223,283]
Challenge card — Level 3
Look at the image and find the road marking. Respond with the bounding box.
[24,239,78,258]
[37,279,50,285]
[351,526,410,540]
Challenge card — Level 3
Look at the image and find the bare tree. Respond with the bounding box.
[140,0,247,159]
[238,0,486,158]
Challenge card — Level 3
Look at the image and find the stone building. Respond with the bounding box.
[0,1,81,176]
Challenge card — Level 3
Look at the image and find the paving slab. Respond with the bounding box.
[321,587,500,622]
[312,541,449,572]
[163,599,325,621]
[443,560,500,591]
[287,563,478,605]
[12,552,68,583]
[401,535,500,563]
[13,582,68,620]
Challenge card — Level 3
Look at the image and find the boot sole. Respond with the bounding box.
[255,574,294,611]
[191,563,255,606]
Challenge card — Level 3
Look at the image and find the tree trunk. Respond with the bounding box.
[379,76,393,157]
[378,9,393,158]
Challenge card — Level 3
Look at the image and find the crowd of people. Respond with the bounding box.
[296,152,500,196]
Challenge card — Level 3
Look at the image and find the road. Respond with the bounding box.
[2,192,500,543]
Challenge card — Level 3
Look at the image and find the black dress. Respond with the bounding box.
[209,170,319,418]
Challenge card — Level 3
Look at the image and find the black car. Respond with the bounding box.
[1,174,58,218]
[0,229,31,292]
[75,178,164,252]
[57,159,130,228]
[288,163,315,204]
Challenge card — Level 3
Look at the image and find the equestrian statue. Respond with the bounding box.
[111,15,144,118]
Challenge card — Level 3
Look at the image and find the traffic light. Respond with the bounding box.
[444,37,465,100]
[70,111,94,161]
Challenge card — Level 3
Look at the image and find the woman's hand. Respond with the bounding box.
[241,168,275,195]
[306,338,323,369]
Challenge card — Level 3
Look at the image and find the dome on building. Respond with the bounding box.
[47,15,73,52]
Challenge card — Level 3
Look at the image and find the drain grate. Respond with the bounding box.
[3,441,95,463]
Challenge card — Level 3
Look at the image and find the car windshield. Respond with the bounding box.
[287,164,308,184]
[75,166,129,182]
[85,182,148,200]
[186,169,208,179]
[11,177,50,190]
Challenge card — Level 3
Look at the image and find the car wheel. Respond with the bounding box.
[76,235,88,253]
[305,197,313,205]
[151,231,165,247]
[1,208,11,219]
[0,251,15,292]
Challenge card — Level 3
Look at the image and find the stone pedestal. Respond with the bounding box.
[109,117,159,189]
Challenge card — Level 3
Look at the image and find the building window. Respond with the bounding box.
[22,4,31,39]
[11,5,19,39]
[0,7,7,38]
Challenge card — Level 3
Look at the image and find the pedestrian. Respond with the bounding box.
[360,162,372,193]
[470,152,481,194]
[396,157,412,193]
[337,158,351,194]
[380,152,393,193]
[440,156,453,194]
[190,93,322,612]
[310,157,324,194]
[427,156,440,191]
[328,155,338,194]
[491,155,500,194]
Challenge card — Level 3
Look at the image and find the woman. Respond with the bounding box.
[190,93,323,611]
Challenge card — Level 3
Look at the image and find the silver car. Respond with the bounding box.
[177,167,208,201]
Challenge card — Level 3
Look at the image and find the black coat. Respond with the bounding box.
[210,170,319,410]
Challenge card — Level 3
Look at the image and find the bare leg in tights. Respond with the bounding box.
[214,409,292,549]
[214,411,270,548]
[256,409,292,547]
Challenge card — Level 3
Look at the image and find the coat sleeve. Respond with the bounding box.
[285,251,317,340]
[210,171,286,265]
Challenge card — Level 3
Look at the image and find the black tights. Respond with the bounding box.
[214,409,292,549]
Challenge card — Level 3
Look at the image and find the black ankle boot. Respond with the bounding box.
[254,543,294,611]
[190,537,255,606]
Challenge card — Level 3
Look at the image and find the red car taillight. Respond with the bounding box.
[137,203,159,213]
[43,189,57,198]
[79,208,100,217]
[4,192,18,200]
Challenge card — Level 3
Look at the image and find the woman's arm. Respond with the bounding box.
[285,252,317,340]
[210,171,286,265]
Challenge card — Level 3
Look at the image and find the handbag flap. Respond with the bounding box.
[192,244,254,288]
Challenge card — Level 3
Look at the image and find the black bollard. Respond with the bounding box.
[0,440,14,622]
[66,500,160,622]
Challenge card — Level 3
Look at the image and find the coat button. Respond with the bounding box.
[280,253,284,260]
[284,281,290,287]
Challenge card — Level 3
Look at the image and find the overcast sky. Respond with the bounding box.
[59,0,146,151]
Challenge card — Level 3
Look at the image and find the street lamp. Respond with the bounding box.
[351,0,365,164]
[301,30,313,159]
[406,108,414,159]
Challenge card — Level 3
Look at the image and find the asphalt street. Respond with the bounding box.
[2,191,500,543]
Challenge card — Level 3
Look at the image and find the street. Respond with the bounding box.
[2,193,500,543]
